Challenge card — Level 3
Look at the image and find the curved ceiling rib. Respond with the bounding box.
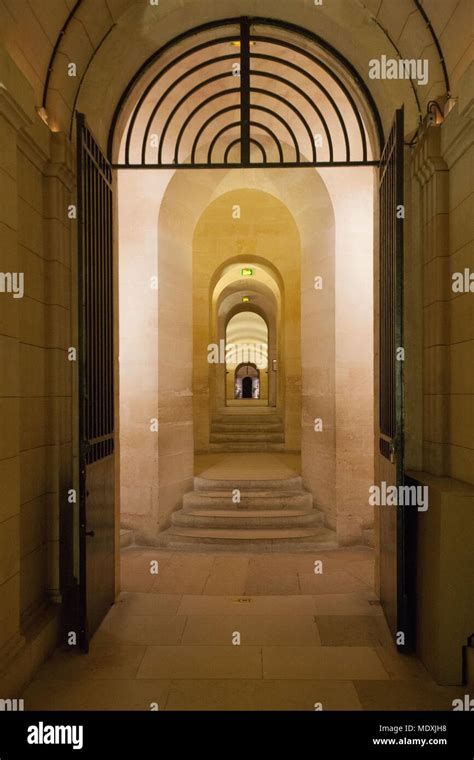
[111,16,385,169]
[39,4,450,145]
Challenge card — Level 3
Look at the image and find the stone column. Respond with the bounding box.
[42,133,75,602]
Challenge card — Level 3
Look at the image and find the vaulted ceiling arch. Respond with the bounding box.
[0,0,462,150]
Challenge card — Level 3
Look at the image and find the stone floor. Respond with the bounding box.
[194,451,302,480]
[21,547,465,711]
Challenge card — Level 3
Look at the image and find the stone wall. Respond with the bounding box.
[0,43,74,697]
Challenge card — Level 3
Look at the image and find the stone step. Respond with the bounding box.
[155,526,338,551]
[211,422,284,432]
[172,508,323,529]
[210,432,285,443]
[184,489,312,510]
[215,408,276,415]
[171,526,329,540]
[194,476,303,492]
[209,442,287,452]
[212,417,283,426]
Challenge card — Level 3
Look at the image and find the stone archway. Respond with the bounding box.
[119,161,374,545]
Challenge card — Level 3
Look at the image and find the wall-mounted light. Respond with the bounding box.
[36,107,49,126]
[242,296,250,303]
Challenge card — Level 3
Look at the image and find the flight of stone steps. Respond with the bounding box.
[209,410,285,452]
[156,474,337,551]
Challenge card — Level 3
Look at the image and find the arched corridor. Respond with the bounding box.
[0,0,473,735]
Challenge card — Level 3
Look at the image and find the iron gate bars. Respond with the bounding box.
[379,107,404,473]
[77,113,115,467]
[109,17,383,169]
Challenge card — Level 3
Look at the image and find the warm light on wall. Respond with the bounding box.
[36,107,49,125]
[36,107,61,132]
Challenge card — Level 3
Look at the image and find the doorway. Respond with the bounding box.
[79,16,406,659]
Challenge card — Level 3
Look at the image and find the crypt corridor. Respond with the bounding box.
[0,0,473,713]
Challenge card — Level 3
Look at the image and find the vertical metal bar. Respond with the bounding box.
[105,172,110,441]
[76,113,88,651]
[395,107,405,483]
[102,171,107,442]
[110,180,114,445]
[95,155,100,451]
[91,153,96,455]
[108,181,113,442]
[99,150,104,443]
[105,171,108,441]
[87,143,93,453]
[240,18,251,165]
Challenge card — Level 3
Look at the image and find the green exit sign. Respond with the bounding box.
[241,268,253,277]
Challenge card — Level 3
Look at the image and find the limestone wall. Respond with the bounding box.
[0,44,74,696]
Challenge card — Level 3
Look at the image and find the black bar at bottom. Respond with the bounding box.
[0,711,472,757]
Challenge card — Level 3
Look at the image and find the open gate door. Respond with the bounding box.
[378,107,415,651]
[76,113,115,652]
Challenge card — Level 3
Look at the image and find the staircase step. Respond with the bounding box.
[215,407,277,414]
[155,526,338,551]
[156,468,333,549]
[184,490,312,510]
[163,526,337,548]
[183,508,312,517]
[210,433,285,443]
[172,508,323,529]
[211,423,284,432]
[212,414,282,422]
[209,443,287,452]
[171,526,328,540]
[194,476,303,492]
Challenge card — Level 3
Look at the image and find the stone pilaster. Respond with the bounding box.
[42,133,76,604]
[413,126,450,476]
[0,64,34,670]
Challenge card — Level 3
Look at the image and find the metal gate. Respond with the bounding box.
[76,112,115,652]
[378,107,415,650]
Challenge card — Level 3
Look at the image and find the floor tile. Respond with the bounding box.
[345,560,375,586]
[20,547,460,713]
[137,646,262,679]
[181,615,321,646]
[22,678,170,711]
[313,593,383,616]
[164,554,216,572]
[316,615,393,646]
[113,592,182,616]
[262,646,389,680]
[34,644,146,681]
[203,556,249,595]
[150,570,210,594]
[374,645,434,681]
[245,571,301,595]
[93,614,187,645]
[177,595,317,616]
[298,570,370,595]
